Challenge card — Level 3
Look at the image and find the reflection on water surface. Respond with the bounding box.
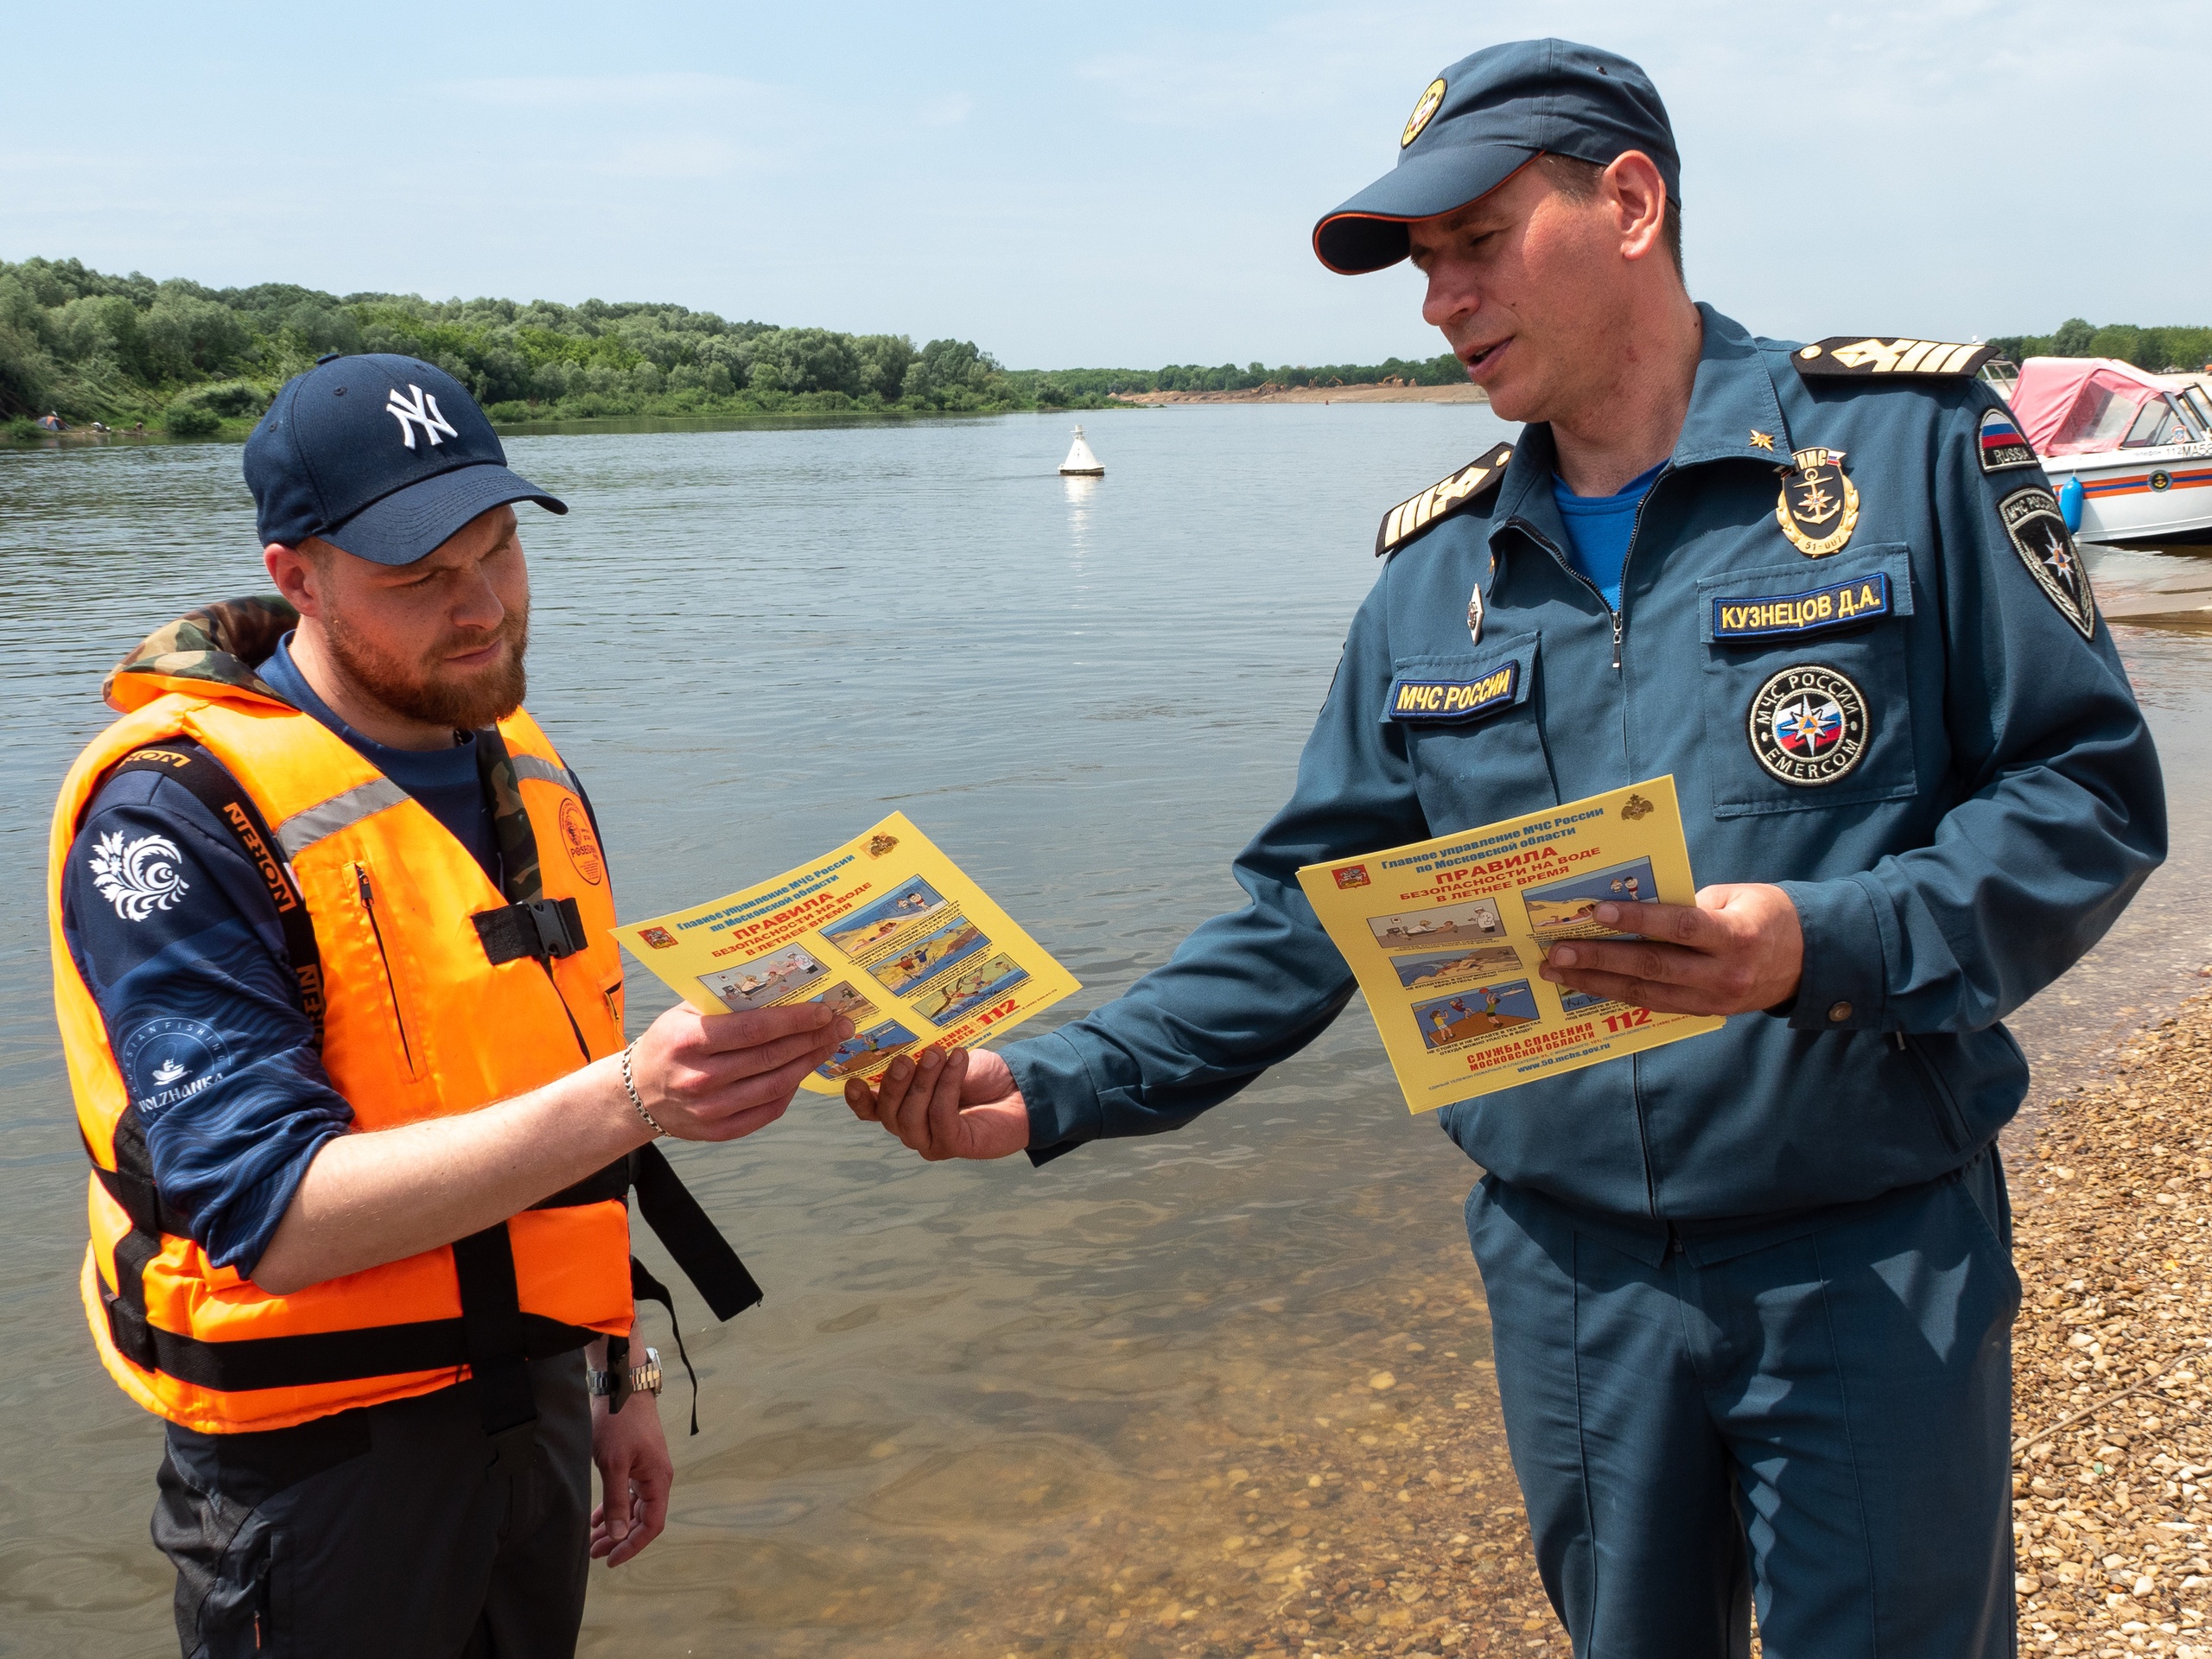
[1,417,2209,1655]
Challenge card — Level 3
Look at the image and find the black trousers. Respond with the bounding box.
[151,1352,593,1659]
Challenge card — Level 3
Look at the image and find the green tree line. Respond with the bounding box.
[0,257,1093,435]
[1987,319,2212,374]
[0,257,1492,440]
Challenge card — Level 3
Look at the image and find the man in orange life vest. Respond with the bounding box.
[49,354,853,1656]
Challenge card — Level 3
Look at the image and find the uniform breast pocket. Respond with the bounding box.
[1383,632,1558,822]
[1697,547,1919,817]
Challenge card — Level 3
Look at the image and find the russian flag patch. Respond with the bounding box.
[1978,407,2037,474]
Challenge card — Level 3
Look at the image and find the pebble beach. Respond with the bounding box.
[2011,989,2212,1656]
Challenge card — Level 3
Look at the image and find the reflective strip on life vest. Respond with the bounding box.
[276,776,410,856]
[509,753,578,792]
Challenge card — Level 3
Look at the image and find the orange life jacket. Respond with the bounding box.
[53,657,639,1434]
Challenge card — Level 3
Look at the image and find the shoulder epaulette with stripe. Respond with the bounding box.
[1793,337,1999,380]
[1375,442,1514,557]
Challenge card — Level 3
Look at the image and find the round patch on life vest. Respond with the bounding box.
[1402,78,1446,148]
[1775,447,1859,558]
[1745,664,1870,786]
[558,795,604,886]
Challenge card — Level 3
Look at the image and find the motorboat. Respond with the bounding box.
[2006,357,2212,546]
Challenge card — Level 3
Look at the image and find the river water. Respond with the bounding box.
[3,411,2211,1657]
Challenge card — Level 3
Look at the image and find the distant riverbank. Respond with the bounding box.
[1115,382,1486,407]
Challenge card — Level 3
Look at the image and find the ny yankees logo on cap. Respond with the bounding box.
[243,354,567,566]
[385,385,459,450]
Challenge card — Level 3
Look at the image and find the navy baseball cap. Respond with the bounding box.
[1313,39,1680,275]
[243,353,564,565]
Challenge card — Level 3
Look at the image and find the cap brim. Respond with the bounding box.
[1313,144,1540,274]
[320,461,568,567]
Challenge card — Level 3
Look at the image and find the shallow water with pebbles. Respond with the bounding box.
[3,416,2211,1656]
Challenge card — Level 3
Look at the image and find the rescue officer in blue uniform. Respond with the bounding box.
[847,39,2166,1657]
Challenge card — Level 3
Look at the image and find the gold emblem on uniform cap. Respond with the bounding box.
[1402,78,1447,148]
[1748,429,1775,451]
[1776,448,1859,558]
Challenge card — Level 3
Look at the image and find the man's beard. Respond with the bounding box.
[324,606,530,732]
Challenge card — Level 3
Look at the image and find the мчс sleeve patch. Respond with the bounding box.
[1794,338,1999,379]
[1376,442,1514,556]
[1386,660,1519,722]
[1997,485,2097,639]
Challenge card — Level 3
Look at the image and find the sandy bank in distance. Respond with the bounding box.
[1113,382,1489,406]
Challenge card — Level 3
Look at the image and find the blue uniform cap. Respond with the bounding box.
[242,353,564,566]
[1313,38,1680,276]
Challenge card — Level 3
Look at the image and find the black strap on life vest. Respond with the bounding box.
[473,896,589,964]
[77,742,765,1437]
[105,744,326,1043]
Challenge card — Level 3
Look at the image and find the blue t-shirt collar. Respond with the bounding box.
[257,633,480,795]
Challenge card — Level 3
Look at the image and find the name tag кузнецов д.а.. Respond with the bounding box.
[1710,573,1891,641]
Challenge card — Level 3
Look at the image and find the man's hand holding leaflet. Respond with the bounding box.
[256,1001,849,1291]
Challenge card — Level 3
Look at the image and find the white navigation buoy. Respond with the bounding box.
[1058,424,1103,476]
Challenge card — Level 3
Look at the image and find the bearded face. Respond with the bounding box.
[323,600,530,732]
[297,505,534,736]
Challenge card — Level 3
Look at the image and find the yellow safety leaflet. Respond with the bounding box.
[1296,776,1723,1112]
[612,812,1080,1094]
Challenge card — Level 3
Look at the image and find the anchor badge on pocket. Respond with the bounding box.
[1776,448,1859,558]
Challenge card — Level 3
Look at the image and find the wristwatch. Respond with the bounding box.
[587,1346,663,1408]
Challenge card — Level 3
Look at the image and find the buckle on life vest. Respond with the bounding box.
[472,897,588,965]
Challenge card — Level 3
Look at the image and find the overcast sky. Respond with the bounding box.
[7,1,2207,368]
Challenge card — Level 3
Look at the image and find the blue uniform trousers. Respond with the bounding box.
[1465,1150,2020,1657]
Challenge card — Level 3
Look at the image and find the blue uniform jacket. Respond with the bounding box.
[1006,305,2166,1227]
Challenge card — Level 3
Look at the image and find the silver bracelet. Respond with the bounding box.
[620,1042,668,1138]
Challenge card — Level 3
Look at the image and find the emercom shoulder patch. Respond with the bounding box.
[1794,338,1998,380]
[1376,442,1514,557]
[1386,660,1518,723]
[1998,485,2097,639]
[1712,572,1891,641]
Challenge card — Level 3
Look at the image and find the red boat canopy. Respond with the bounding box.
[2010,356,2177,455]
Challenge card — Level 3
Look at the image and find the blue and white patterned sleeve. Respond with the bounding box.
[60,769,354,1277]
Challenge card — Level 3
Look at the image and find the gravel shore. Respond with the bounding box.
[2010,990,2212,1656]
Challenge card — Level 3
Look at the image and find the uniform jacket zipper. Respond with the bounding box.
[1512,464,1675,1219]
[1518,462,1672,673]
[354,863,416,1073]
[1900,1033,1969,1152]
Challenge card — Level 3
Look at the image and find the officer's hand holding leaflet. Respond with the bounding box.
[844,1044,1030,1161]
[1539,884,1803,1015]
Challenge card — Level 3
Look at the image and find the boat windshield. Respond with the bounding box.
[2184,386,2212,435]
[2124,397,2205,448]
[2074,386,2145,448]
